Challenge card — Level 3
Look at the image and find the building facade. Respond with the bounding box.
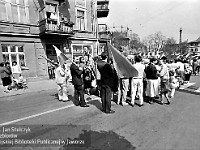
[188,37,200,55]
[0,0,42,79]
[0,0,109,80]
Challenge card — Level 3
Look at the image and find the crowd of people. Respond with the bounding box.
[54,52,200,114]
[0,61,27,93]
[2,51,197,114]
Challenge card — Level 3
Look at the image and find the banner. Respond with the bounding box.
[40,55,57,66]
[107,43,138,78]
[53,45,70,66]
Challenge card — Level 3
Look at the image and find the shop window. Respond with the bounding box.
[72,44,93,62]
[1,44,26,66]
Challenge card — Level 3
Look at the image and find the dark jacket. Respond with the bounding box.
[145,63,158,80]
[97,60,116,89]
[0,66,10,78]
[70,62,83,86]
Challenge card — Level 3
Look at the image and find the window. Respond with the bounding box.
[1,45,26,66]
[0,1,7,21]
[72,44,93,61]
[11,0,29,23]
[76,9,86,31]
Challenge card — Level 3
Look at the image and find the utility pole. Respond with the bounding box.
[179,27,182,54]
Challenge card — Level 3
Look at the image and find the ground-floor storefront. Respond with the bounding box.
[0,34,99,81]
[0,35,48,80]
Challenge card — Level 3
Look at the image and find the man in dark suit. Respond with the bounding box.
[97,52,116,114]
[70,57,89,107]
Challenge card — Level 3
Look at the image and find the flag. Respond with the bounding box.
[53,45,70,66]
[185,53,190,58]
[107,43,138,78]
[40,55,58,66]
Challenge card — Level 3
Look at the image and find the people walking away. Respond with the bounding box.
[158,57,170,105]
[145,57,159,104]
[117,78,129,106]
[97,52,116,113]
[0,62,12,93]
[55,62,70,101]
[130,55,145,107]
[184,60,193,84]
[70,57,89,107]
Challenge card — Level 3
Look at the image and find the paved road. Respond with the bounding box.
[0,75,200,150]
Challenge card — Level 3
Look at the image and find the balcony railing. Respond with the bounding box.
[99,32,111,40]
[39,19,74,35]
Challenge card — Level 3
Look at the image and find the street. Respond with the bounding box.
[0,75,200,150]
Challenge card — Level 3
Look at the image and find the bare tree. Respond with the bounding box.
[162,37,178,58]
[143,31,167,55]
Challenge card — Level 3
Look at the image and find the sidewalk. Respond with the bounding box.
[0,79,58,98]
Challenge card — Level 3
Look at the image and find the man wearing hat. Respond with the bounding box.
[97,52,115,114]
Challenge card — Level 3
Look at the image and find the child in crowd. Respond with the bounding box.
[13,74,27,90]
[168,70,178,98]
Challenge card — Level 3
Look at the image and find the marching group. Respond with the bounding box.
[54,51,198,114]
[0,61,27,93]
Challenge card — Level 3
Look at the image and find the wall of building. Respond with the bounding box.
[0,0,100,81]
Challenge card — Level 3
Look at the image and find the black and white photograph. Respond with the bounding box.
[0,0,200,149]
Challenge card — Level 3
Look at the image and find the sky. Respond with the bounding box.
[98,0,200,42]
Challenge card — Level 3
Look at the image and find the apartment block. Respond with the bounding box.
[0,0,110,80]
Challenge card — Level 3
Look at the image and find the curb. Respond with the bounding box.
[0,82,74,98]
[0,87,57,98]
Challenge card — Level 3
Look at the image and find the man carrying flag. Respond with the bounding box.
[52,45,71,102]
[54,62,70,101]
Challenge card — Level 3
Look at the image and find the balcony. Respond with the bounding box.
[39,18,74,36]
[97,0,109,18]
[99,32,111,40]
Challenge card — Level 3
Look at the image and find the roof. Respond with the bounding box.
[189,36,200,43]
[196,36,200,42]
